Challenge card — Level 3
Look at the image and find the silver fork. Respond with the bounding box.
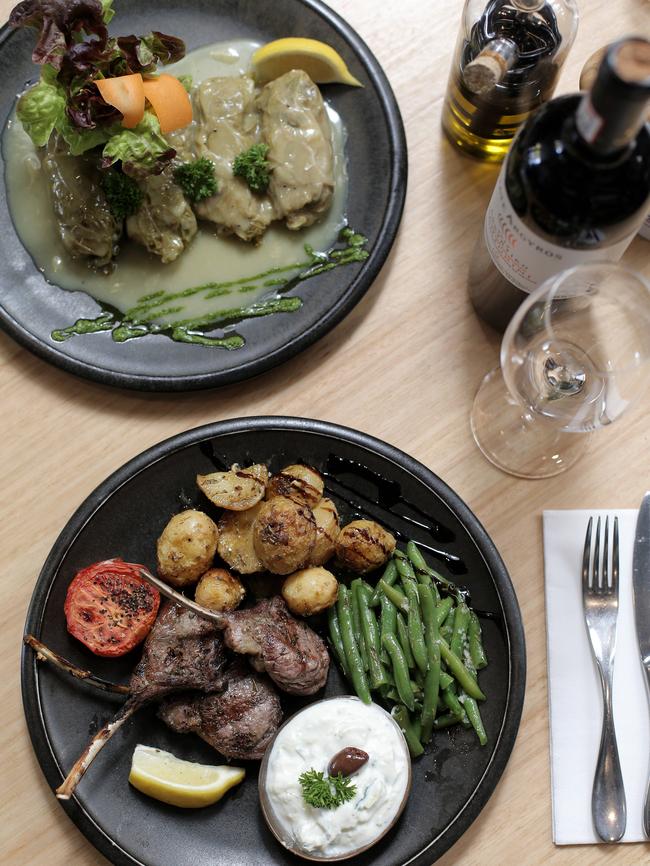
[582,515,627,842]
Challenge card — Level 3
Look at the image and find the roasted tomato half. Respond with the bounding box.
[64,558,160,657]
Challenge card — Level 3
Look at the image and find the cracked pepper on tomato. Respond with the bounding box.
[64,558,160,656]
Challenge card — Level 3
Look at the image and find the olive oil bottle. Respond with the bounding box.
[442,0,578,162]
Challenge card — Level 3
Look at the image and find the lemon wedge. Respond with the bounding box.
[129,745,245,808]
[251,38,363,87]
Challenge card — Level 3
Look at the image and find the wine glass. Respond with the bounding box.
[470,263,650,479]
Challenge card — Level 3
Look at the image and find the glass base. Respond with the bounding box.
[470,367,589,479]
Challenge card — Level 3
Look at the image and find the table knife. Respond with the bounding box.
[633,491,650,838]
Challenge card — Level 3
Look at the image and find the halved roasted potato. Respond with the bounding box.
[335,519,396,573]
[266,464,324,508]
[309,498,340,566]
[253,496,316,575]
[217,502,265,574]
[197,463,269,511]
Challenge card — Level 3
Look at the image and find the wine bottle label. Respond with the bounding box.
[483,169,636,293]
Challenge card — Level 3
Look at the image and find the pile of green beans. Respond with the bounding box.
[328,540,488,757]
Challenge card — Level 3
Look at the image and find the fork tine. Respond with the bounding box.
[582,516,593,592]
[593,516,601,590]
[603,516,609,591]
[612,516,619,595]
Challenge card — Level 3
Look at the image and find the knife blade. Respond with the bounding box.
[633,491,650,838]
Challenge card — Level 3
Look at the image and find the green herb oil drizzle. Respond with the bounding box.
[51,227,369,348]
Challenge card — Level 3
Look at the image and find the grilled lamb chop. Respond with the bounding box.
[56,601,227,799]
[158,659,282,760]
[218,596,329,696]
[129,600,227,702]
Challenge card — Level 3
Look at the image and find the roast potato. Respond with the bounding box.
[282,567,338,616]
[196,463,268,511]
[217,502,265,574]
[253,496,316,574]
[157,510,219,587]
[335,519,396,573]
[309,498,340,566]
[266,464,324,508]
[195,568,245,612]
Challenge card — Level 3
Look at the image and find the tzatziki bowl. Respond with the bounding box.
[258,695,412,861]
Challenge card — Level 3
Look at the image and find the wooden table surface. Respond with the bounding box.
[2,1,649,864]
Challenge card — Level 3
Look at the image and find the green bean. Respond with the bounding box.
[337,585,371,704]
[396,612,415,669]
[406,540,429,572]
[433,711,463,730]
[395,555,417,583]
[441,686,465,719]
[378,579,409,613]
[468,610,488,670]
[350,581,369,672]
[439,671,454,690]
[401,578,428,673]
[392,705,424,758]
[439,637,485,701]
[419,584,441,743]
[327,605,350,679]
[382,633,415,711]
[461,694,488,745]
[440,607,455,643]
[354,579,388,690]
[435,596,454,626]
[369,559,398,607]
[450,602,471,660]
[379,594,397,669]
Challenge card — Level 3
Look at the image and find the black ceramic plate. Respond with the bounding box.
[0,0,406,391]
[22,417,525,866]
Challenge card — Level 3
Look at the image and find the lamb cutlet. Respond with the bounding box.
[128,600,228,701]
[159,658,283,760]
[217,596,330,696]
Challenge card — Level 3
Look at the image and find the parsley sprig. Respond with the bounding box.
[299,769,357,810]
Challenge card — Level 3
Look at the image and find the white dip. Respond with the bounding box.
[264,698,410,858]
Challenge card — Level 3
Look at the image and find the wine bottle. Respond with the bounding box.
[468,37,650,330]
[441,0,578,162]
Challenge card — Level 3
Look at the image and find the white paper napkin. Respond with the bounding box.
[543,509,650,845]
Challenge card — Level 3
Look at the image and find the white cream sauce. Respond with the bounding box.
[264,698,410,858]
[2,40,348,325]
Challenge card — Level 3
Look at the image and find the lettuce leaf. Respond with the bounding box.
[16,78,66,146]
[9,0,108,69]
[101,112,172,170]
[56,114,112,155]
[100,0,115,24]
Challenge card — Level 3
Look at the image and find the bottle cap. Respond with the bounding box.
[463,38,518,95]
[577,37,650,152]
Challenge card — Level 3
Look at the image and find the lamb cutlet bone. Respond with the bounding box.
[137,568,330,696]
[55,601,229,799]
